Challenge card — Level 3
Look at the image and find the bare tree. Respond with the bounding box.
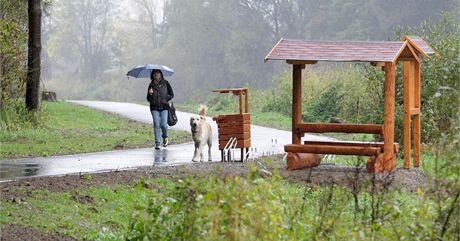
[26,0,42,110]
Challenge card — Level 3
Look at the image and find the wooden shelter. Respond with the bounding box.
[264,36,435,172]
[212,88,251,161]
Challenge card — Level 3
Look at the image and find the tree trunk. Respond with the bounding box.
[26,0,42,111]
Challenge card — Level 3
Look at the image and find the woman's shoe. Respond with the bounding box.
[155,143,160,150]
[163,138,169,147]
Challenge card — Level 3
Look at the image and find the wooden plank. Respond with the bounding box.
[219,139,250,149]
[292,64,302,144]
[383,62,396,170]
[212,88,247,94]
[303,140,399,152]
[287,60,316,65]
[285,144,381,156]
[403,61,412,169]
[213,114,250,122]
[217,119,250,127]
[296,123,383,134]
[218,124,250,135]
[219,133,250,141]
[410,108,420,115]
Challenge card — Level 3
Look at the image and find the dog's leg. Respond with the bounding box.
[192,143,200,162]
[198,143,205,162]
[207,137,212,162]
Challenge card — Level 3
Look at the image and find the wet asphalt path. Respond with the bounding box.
[0,100,331,181]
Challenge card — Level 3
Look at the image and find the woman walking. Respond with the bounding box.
[147,69,174,150]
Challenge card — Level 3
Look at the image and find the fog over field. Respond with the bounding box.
[41,0,457,102]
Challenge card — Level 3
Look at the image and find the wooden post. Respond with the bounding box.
[245,90,249,113]
[239,91,243,114]
[292,64,303,144]
[383,62,396,171]
[413,61,421,167]
[403,61,413,169]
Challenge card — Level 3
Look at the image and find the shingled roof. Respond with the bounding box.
[264,36,434,63]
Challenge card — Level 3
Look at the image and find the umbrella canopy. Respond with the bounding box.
[127,64,174,78]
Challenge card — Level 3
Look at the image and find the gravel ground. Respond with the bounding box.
[0,156,428,240]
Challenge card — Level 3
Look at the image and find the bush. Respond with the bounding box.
[0,98,46,131]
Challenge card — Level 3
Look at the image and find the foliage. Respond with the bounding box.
[0,98,46,131]
[364,14,460,143]
[39,0,457,102]
[0,183,159,240]
[0,0,28,108]
[126,168,459,240]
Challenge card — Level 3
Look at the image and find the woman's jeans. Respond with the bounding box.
[151,109,168,145]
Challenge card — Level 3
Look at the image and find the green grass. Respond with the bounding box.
[0,180,162,240]
[1,171,457,241]
[0,102,190,159]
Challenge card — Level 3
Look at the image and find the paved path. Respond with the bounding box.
[0,101,331,181]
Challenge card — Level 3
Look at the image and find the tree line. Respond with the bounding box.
[1,0,458,108]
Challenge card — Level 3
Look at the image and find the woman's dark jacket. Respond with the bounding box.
[146,79,174,111]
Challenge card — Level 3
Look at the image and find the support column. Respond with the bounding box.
[413,61,421,167]
[403,60,414,169]
[383,62,396,171]
[292,64,303,144]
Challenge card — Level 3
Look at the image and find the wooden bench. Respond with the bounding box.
[284,140,399,156]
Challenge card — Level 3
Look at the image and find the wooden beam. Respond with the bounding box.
[292,64,303,144]
[410,108,420,115]
[403,60,413,169]
[304,140,399,152]
[285,144,381,156]
[383,62,396,170]
[245,90,249,113]
[370,62,386,67]
[239,91,243,114]
[287,60,315,65]
[296,123,383,134]
[414,61,421,167]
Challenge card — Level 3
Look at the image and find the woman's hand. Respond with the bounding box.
[149,88,153,95]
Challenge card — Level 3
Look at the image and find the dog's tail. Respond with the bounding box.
[199,104,207,117]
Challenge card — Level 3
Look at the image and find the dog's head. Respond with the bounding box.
[190,115,205,130]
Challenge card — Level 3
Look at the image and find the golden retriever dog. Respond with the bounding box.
[190,104,212,162]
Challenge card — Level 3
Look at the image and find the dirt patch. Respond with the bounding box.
[1,224,79,241]
[0,156,427,201]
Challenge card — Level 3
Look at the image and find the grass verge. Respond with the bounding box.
[0,169,457,241]
[0,102,190,159]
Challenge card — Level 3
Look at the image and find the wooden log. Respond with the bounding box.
[296,123,383,134]
[286,152,322,170]
[284,144,381,156]
[292,64,302,144]
[383,62,396,171]
[366,153,397,173]
[303,140,399,153]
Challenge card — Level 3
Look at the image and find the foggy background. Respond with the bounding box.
[40,0,458,103]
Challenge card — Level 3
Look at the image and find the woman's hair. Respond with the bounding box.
[150,69,164,80]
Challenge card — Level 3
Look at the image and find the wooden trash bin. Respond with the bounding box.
[212,88,251,161]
